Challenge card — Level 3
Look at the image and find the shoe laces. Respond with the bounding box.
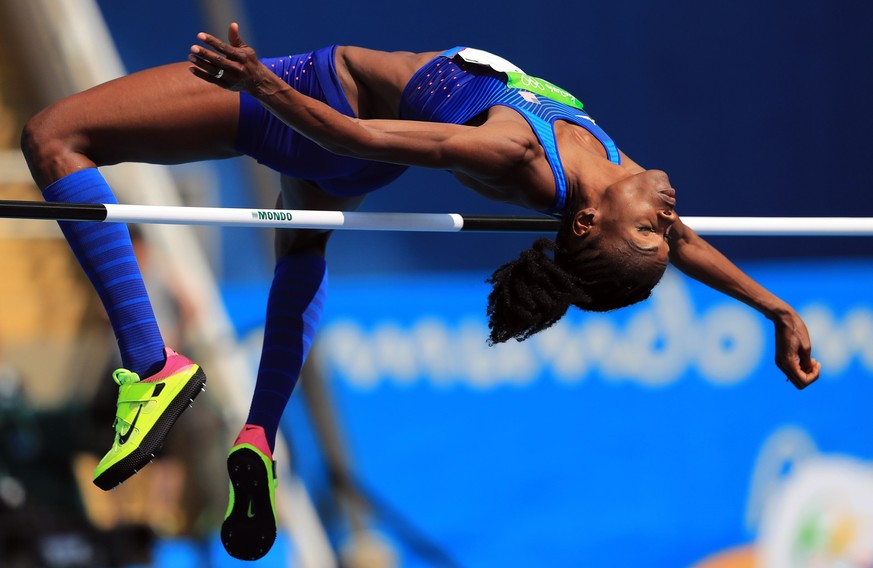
[112,368,141,387]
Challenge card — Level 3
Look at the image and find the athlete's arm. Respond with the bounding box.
[667,216,820,389]
[189,24,535,179]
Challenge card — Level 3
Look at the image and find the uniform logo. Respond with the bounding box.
[118,406,142,445]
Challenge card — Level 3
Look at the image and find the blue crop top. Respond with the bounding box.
[399,47,621,216]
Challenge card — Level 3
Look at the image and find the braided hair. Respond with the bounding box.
[486,223,667,345]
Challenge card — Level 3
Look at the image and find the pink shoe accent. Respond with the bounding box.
[234,424,273,459]
[140,347,196,383]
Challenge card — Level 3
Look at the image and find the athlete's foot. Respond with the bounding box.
[93,347,206,490]
[222,424,278,561]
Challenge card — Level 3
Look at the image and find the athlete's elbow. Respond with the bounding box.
[310,133,360,158]
[321,122,378,159]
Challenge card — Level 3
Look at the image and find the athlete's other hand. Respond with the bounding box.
[772,308,821,390]
[189,22,270,94]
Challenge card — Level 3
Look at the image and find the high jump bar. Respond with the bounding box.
[2,199,873,236]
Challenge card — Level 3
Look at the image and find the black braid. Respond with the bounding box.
[486,234,666,345]
[486,237,587,344]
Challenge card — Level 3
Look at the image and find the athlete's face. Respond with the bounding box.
[586,169,678,263]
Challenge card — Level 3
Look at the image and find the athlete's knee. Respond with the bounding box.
[20,110,56,171]
[20,103,85,188]
[274,228,331,259]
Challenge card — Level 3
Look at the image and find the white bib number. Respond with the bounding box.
[455,47,524,74]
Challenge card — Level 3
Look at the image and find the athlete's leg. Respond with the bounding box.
[222,176,364,561]
[20,62,240,377]
[20,63,239,489]
[22,62,241,185]
[252,177,365,451]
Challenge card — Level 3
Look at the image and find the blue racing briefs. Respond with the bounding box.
[235,45,407,196]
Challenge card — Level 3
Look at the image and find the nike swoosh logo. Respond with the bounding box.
[118,406,142,445]
[247,499,255,518]
[575,114,595,123]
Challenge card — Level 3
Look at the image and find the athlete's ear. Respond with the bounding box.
[572,208,597,237]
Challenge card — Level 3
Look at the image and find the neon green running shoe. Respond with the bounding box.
[93,347,206,491]
[221,425,278,561]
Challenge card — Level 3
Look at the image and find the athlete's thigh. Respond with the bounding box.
[274,176,366,256]
[47,62,241,165]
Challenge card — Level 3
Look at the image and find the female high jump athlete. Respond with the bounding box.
[19,23,820,560]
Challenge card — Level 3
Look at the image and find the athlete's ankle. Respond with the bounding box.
[139,354,168,381]
[234,424,273,458]
[138,347,194,383]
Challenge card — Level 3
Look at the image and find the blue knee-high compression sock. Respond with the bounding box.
[43,169,165,377]
[248,252,327,452]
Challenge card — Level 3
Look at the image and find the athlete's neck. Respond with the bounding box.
[564,152,643,210]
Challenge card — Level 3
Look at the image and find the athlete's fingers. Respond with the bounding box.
[188,47,228,80]
[797,344,816,372]
[196,27,257,68]
[781,355,820,390]
[197,31,237,60]
[228,22,244,48]
[188,65,225,87]
[189,42,260,93]
[191,25,263,92]
[190,45,223,67]
[188,58,224,84]
[188,45,237,85]
[796,359,821,388]
[794,338,820,387]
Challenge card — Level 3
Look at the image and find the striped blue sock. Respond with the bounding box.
[43,169,165,377]
[248,252,327,451]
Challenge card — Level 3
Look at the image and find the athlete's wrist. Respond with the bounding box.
[249,69,290,99]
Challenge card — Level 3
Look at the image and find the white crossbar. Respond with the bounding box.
[3,200,873,235]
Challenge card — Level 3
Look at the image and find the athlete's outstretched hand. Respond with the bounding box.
[772,308,821,389]
[189,22,271,94]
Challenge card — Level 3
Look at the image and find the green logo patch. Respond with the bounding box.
[505,72,584,110]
